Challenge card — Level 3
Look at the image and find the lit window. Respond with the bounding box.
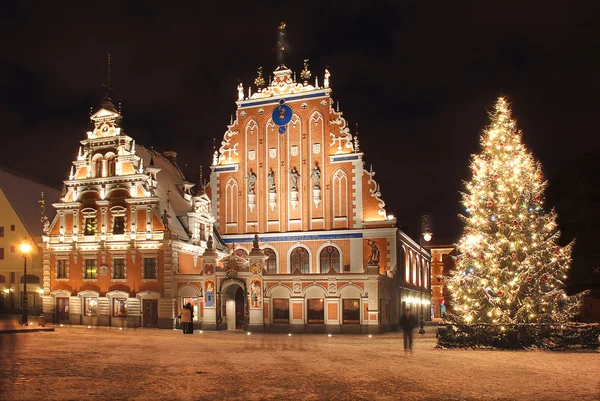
[144,258,157,279]
[10,225,15,231]
[320,246,340,273]
[84,218,96,235]
[84,259,97,279]
[85,297,98,316]
[342,299,360,324]
[307,299,324,324]
[290,247,309,274]
[273,299,289,323]
[113,298,127,317]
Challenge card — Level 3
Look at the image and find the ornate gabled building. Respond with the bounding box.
[41,96,226,329]
[41,42,432,332]
[201,56,432,333]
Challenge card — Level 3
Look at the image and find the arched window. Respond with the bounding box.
[264,248,277,274]
[320,246,340,273]
[290,247,309,274]
[233,248,248,259]
[106,154,116,176]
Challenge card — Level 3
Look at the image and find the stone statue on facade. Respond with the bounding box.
[268,169,276,193]
[324,69,330,88]
[367,239,380,265]
[290,167,300,191]
[310,164,321,190]
[247,170,257,194]
[161,209,171,231]
[207,234,214,250]
[237,82,244,101]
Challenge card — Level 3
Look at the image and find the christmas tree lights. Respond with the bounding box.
[447,97,583,324]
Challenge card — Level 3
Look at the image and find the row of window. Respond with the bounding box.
[234,245,342,274]
[82,216,125,236]
[84,297,127,317]
[57,258,157,280]
[0,225,16,237]
[81,297,362,323]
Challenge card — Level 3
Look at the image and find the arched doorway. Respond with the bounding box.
[221,282,246,331]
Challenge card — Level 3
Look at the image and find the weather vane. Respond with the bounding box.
[276,22,288,66]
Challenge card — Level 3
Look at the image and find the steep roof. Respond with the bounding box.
[135,145,192,241]
[0,169,62,237]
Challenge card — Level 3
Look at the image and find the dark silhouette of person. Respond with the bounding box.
[399,310,417,352]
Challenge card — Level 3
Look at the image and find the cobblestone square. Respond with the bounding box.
[1,327,598,400]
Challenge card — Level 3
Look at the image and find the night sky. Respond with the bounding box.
[2,1,598,243]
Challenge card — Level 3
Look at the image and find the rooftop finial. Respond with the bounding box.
[276,22,288,67]
[199,165,204,187]
[101,53,116,111]
[300,59,311,84]
[254,66,265,88]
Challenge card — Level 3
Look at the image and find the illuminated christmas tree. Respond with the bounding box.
[447,97,582,324]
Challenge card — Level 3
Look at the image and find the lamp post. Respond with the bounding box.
[19,241,32,326]
[419,215,432,335]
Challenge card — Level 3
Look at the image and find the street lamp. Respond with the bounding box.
[419,215,432,335]
[19,241,32,326]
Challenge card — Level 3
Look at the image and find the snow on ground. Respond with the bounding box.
[0,327,598,401]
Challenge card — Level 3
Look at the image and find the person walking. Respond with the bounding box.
[179,304,191,334]
[399,309,416,352]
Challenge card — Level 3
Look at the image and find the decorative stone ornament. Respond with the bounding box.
[99,265,109,276]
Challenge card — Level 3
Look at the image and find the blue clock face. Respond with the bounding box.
[272,99,293,127]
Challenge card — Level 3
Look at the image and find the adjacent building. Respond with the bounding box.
[0,169,60,314]
[425,244,454,321]
[41,57,431,332]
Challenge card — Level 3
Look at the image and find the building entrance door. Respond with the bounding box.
[56,297,70,323]
[143,299,158,328]
[235,287,244,329]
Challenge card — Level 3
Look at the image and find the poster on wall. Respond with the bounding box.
[204,278,215,307]
[250,277,262,308]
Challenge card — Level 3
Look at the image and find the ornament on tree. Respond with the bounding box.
[511,253,517,259]
[497,291,503,297]
[499,220,505,226]
[488,201,494,207]
[513,220,519,227]
[542,275,548,282]
[527,277,532,283]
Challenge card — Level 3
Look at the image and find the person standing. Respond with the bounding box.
[180,304,191,334]
[186,303,194,334]
[399,310,416,352]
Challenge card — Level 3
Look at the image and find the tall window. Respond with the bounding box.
[0,248,4,260]
[0,227,3,237]
[113,258,125,279]
[57,259,68,279]
[319,246,340,273]
[273,299,289,323]
[307,299,324,324]
[264,248,277,274]
[84,259,97,279]
[144,258,157,279]
[113,216,125,234]
[10,225,15,231]
[290,247,309,274]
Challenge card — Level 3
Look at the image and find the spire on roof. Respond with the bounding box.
[100,53,117,112]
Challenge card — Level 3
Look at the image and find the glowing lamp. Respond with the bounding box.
[422,232,432,242]
[19,242,32,254]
